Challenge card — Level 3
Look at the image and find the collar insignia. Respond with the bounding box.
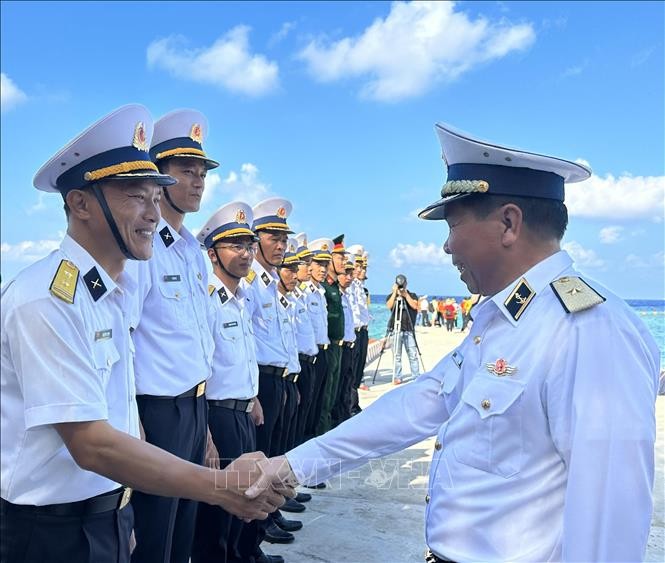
[260,272,271,287]
[504,277,535,321]
[49,259,79,304]
[550,276,605,313]
[159,226,174,248]
[486,358,517,377]
[83,267,107,302]
[279,295,289,308]
[218,287,229,304]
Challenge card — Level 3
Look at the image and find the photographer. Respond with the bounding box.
[385,275,420,384]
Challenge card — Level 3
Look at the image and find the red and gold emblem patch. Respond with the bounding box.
[276,206,287,219]
[236,208,247,223]
[321,244,329,251]
[190,123,203,143]
[132,122,148,151]
[486,358,517,377]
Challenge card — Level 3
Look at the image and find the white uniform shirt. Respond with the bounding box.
[347,281,363,329]
[291,284,319,356]
[245,259,292,368]
[340,290,357,344]
[130,218,214,395]
[281,291,301,374]
[207,276,259,401]
[306,281,330,346]
[287,251,659,562]
[352,279,370,327]
[1,236,140,505]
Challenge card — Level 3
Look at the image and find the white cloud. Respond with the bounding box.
[562,240,605,269]
[297,1,535,102]
[269,21,296,47]
[598,225,624,244]
[1,238,60,263]
[561,58,588,78]
[147,27,279,96]
[566,172,665,221]
[389,241,452,268]
[625,251,665,269]
[1,73,27,112]
[201,163,272,209]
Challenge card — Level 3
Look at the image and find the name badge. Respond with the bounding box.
[163,274,181,282]
[262,303,272,309]
[298,308,306,314]
[223,321,238,328]
[451,350,464,369]
[95,329,113,341]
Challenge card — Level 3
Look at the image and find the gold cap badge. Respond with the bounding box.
[190,123,203,143]
[132,122,148,151]
[236,209,247,223]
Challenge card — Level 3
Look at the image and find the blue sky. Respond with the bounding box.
[2,1,664,298]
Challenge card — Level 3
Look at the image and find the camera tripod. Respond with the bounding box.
[371,294,426,385]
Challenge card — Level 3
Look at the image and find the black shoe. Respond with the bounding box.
[304,482,327,489]
[280,497,306,513]
[263,522,294,544]
[295,491,312,503]
[273,511,303,532]
[254,549,285,563]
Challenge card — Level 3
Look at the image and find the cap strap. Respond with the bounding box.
[155,147,207,160]
[91,185,138,260]
[84,160,158,182]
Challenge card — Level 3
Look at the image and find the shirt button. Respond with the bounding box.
[175,292,180,299]
[434,441,442,451]
[425,495,430,504]
[481,399,491,410]
[473,336,482,345]
[106,358,112,367]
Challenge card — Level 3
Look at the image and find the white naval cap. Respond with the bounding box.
[252,197,294,234]
[294,232,313,259]
[281,237,301,266]
[308,238,334,262]
[34,104,176,194]
[150,108,219,170]
[196,201,256,249]
[346,244,365,262]
[419,122,592,220]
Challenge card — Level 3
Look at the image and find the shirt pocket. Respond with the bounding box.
[453,375,526,478]
[92,340,120,389]
[157,277,192,328]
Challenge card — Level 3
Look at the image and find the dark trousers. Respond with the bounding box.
[131,393,207,563]
[255,370,285,457]
[332,346,355,427]
[316,344,342,435]
[275,378,299,456]
[192,405,257,563]
[351,327,369,412]
[295,361,315,446]
[1,496,133,563]
[305,348,328,441]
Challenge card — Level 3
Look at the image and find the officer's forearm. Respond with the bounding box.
[54,419,287,519]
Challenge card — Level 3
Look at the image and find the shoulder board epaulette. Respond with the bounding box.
[245,269,256,284]
[49,259,79,304]
[299,281,308,291]
[208,284,216,296]
[550,276,605,313]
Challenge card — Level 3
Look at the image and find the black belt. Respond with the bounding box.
[139,381,206,400]
[284,372,299,383]
[298,353,317,365]
[330,339,342,347]
[1,487,132,517]
[258,364,288,378]
[425,549,456,563]
[208,398,255,413]
[354,326,367,333]
[317,344,329,350]
[342,341,355,349]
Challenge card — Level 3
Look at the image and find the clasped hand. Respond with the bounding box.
[212,452,298,522]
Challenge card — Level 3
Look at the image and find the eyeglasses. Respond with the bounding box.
[216,242,258,254]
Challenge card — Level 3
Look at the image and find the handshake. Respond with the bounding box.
[209,453,299,522]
